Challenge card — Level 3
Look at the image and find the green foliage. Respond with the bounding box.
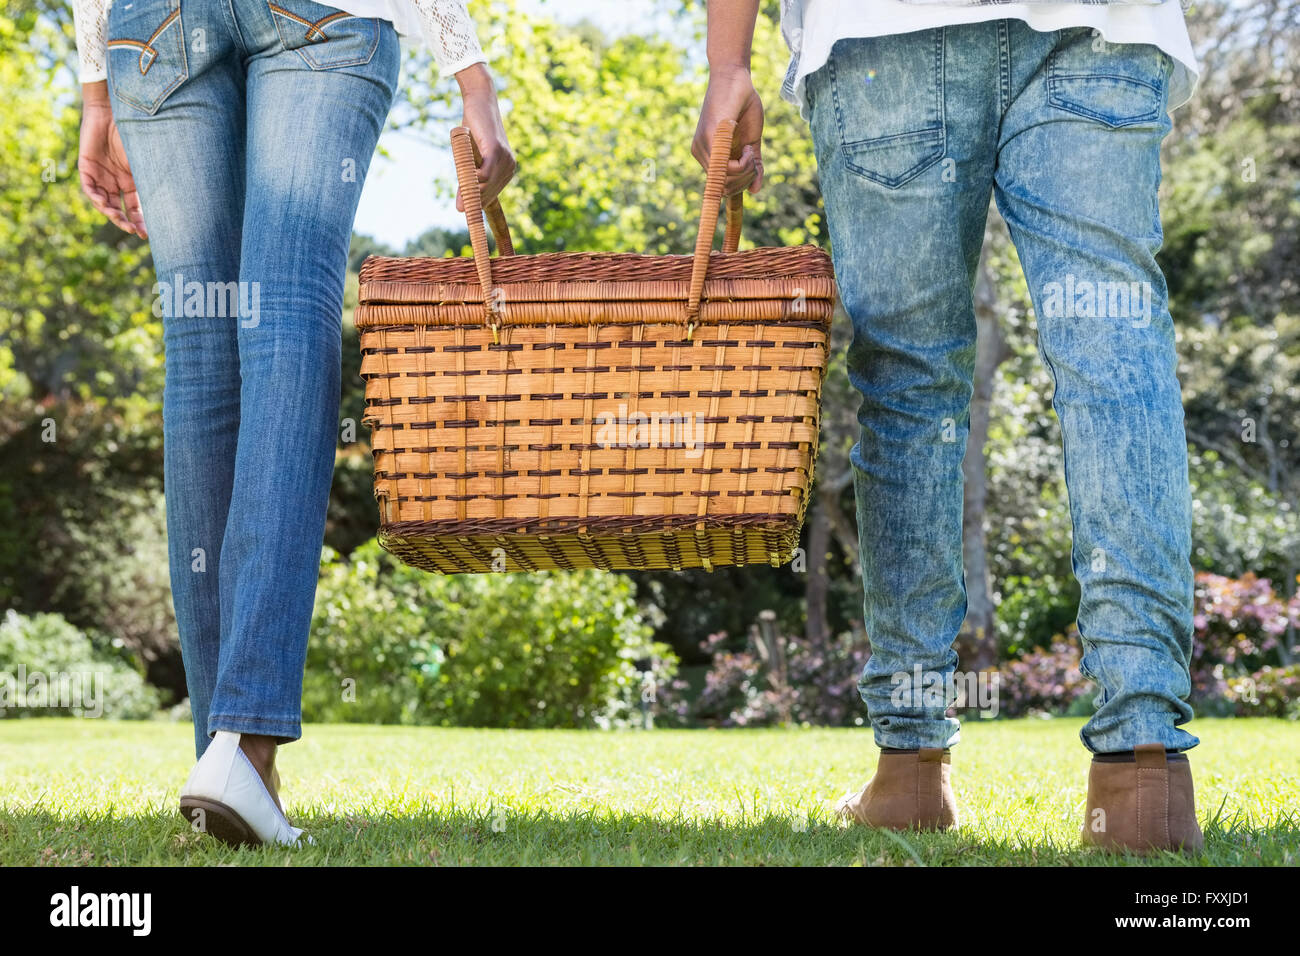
[0,11,161,407]
[1189,449,1300,582]
[0,11,178,694]
[397,1,823,256]
[996,573,1080,659]
[1161,79,1300,323]
[303,544,436,726]
[995,633,1092,719]
[306,540,676,728]
[0,610,161,719]
[0,402,176,685]
[1230,664,1300,719]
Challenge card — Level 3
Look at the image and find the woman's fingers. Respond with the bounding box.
[477,145,516,207]
[107,121,147,237]
[81,167,133,235]
[455,143,515,212]
[457,72,515,213]
[79,167,111,212]
[690,129,712,171]
[121,181,148,237]
[79,107,147,238]
[697,126,762,196]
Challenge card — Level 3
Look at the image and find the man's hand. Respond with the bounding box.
[692,65,765,196]
[691,0,764,195]
[78,82,147,237]
[456,63,516,211]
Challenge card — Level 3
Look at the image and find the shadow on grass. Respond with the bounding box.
[3,805,1297,866]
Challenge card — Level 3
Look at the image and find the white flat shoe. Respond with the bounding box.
[179,731,307,847]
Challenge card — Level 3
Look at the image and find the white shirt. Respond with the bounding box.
[72,0,486,84]
[780,0,1200,120]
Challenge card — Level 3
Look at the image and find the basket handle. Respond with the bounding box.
[451,126,514,332]
[451,121,742,334]
[685,120,745,329]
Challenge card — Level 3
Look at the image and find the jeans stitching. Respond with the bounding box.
[107,1,188,115]
[997,21,1010,116]
[1046,29,1166,129]
[267,2,381,71]
[834,31,946,188]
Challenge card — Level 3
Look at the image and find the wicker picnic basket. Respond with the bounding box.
[355,121,836,574]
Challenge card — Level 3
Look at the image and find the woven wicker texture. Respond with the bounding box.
[357,122,836,573]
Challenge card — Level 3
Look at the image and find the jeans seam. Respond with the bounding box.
[997,20,1010,115]
[828,45,843,145]
[209,712,301,726]
[222,0,251,59]
[933,27,944,137]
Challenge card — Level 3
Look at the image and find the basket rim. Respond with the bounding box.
[358,245,836,304]
[359,243,830,273]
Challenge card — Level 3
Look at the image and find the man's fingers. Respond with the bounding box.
[748,145,764,194]
[723,153,757,195]
[695,137,762,195]
[691,131,712,171]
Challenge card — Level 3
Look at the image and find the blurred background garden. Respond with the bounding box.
[2,0,1298,733]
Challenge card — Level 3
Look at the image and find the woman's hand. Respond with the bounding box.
[78,82,147,238]
[692,65,765,196]
[455,64,516,210]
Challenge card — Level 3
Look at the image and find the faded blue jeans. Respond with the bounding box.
[106,0,399,757]
[806,21,1199,754]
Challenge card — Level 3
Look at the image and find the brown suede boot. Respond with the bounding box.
[834,747,959,831]
[1081,743,1204,854]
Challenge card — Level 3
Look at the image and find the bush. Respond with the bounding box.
[996,633,1092,718]
[305,540,677,728]
[302,544,436,725]
[0,610,161,719]
[1191,571,1298,711]
[0,401,181,699]
[53,489,180,701]
[995,573,1080,659]
[688,626,872,727]
[1228,664,1300,719]
[996,572,1300,719]
[1187,453,1300,584]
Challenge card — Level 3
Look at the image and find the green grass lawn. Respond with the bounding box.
[1,717,1296,865]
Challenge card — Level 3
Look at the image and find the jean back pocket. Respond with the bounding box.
[828,30,946,189]
[106,0,188,115]
[268,1,380,70]
[1048,28,1170,129]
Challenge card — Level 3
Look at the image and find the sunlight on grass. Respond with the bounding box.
[1,718,1296,865]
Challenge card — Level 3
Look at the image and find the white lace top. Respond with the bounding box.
[71,0,486,83]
